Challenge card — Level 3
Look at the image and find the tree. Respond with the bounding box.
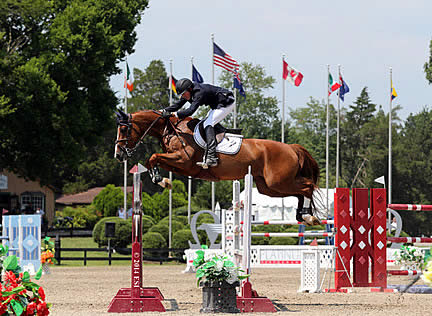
[0,0,149,187]
[341,87,377,187]
[216,62,280,139]
[289,97,338,187]
[126,60,170,113]
[425,39,432,84]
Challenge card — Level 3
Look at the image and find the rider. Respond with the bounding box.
[162,78,235,168]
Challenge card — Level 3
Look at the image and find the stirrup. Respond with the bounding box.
[196,158,218,169]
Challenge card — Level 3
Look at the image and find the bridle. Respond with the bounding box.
[115,111,162,158]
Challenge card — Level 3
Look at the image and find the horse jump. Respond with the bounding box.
[329,188,432,292]
[108,164,165,312]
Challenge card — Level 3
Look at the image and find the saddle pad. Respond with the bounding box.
[193,124,243,155]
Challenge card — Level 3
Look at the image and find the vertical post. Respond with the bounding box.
[211,34,215,212]
[326,65,330,213]
[281,55,286,220]
[84,250,87,266]
[371,188,387,288]
[243,166,253,277]
[281,54,286,143]
[233,74,237,129]
[169,60,173,249]
[333,188,350,290]
[55,234,61,265]
[108,239,112,266]
[188,57,194,225]
[336,65,341,188]
[124,60,128,214]
[131,170,143,298]
[388,67,393,204]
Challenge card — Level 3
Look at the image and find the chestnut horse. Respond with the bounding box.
[114,110,321,225]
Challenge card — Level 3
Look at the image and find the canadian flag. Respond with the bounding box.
[282,60,303,87]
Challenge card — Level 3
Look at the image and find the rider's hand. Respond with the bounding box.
[161,110,172,118]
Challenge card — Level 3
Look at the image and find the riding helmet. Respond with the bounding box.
[176,78,194,95]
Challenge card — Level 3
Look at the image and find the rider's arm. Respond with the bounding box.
[177,95,204,119]
[164,98,187,112]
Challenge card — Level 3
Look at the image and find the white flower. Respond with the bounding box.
[215,260,224,271]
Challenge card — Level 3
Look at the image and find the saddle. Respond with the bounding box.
[187,119,242,144]
[186,119,244,155]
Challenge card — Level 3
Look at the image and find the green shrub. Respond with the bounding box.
[158,216,189,227]
[149,220,184,243]
[269,237,298,245]
[92,184,124,217]
[251,236,270,245]
[172,229,194,259]
[56,205,100,229]
[92,217,132,248]
[142,232,167,257]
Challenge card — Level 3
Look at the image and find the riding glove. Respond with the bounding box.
[161,110,172,118]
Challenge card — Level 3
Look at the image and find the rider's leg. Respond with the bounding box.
[201,102,235,167]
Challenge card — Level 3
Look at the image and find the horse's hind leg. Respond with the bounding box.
[295,195,319,225]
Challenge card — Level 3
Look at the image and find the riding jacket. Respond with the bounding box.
[164,83,234,119]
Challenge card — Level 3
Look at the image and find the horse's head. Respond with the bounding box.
[114,110,141,161]
[114,109,163,161]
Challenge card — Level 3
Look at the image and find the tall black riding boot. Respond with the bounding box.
[204,125,218,167]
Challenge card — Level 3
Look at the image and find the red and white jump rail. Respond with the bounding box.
[387,270,422,276]
[250,232,334,238]
[387,237,432,243]
[241,220,334,226]
[388,204,432,211]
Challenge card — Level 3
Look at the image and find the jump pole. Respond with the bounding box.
[236,167,276,313]
[108,163,165,313]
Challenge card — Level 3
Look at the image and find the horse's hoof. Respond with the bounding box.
[302,214,321,226]
[158,178,172,190]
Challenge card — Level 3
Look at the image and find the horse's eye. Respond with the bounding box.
[120,127,128,133]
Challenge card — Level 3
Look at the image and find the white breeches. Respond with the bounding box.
[203,102,235,128]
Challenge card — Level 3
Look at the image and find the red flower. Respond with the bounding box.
[36,301,49,316]
[26,302,37,315]
[38,287,46,301]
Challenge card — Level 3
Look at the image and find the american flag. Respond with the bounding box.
[213,42,239,74]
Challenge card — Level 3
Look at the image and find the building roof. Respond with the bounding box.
[56,186,133,205]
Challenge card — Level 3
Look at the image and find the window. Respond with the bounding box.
[20,192,45,211]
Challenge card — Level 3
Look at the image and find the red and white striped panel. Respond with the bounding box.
[389,204,432,211]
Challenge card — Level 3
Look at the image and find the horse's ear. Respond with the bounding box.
[115,110,128,122]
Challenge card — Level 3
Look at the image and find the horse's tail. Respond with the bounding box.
[292,144,320,209]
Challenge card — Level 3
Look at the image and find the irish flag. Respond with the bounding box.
[124,62,133,92]
[328,73,341,95]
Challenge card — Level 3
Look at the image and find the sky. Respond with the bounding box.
[110,0,432,120]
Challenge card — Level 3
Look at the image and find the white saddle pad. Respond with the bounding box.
[193,124,243,155]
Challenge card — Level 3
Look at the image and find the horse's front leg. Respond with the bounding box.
[146,152,184,189]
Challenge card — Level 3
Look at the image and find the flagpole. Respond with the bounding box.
[168,59,173,249]
[187,57,194,225]
[336,64,341,188]
[282,54,286,143]
[233,74,237,129]
[123,58,128,215]
[388,67,393,204]
[281,54,286,220]
[211,33,215,212]
[326,64,330,214]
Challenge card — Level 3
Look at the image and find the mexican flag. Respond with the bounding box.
[124,62,133,92]
[328,73,341,95]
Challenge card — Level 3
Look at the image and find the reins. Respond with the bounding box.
[116,111,191,159]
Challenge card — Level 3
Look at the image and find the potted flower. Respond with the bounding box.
[193,247,248,313]
[0,245,51,315]
[394,245,425,271]
[41,237,57,274]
